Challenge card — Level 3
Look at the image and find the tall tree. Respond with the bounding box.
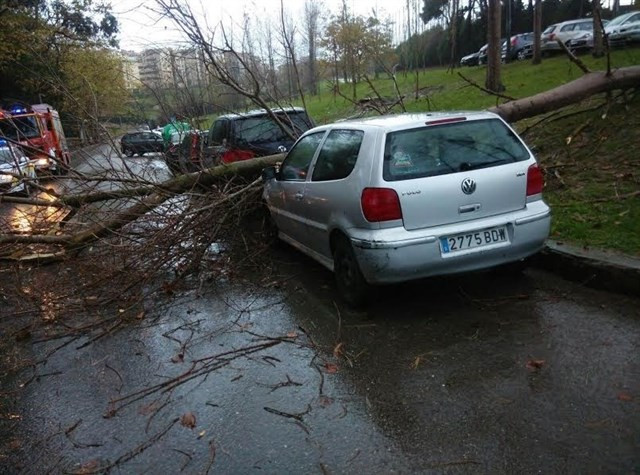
[485,0,504,91]
[0,0,119,105]
[532,0,542,64]
[592,0,604,58]
[303,0,322,96]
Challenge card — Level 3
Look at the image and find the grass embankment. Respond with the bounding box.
[524,92,640,255]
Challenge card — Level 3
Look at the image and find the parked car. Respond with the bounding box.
[605,11,640,44]
[0,139,37,195]
[206,107,314,165]
[165,129,208,174]
[478,40,506,64]
[477,44,488,64]
[541,19,595,53]
[120,131,165,157]
[502,32,534,61]
[261,112,551,305]
[460,51,480,66]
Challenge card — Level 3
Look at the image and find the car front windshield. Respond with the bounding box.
[0,115,41,140]
[608,12,635,26]
[0,147,18,166]
[383,118,530,182]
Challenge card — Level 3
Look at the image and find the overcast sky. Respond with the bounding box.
[111,0,405,51]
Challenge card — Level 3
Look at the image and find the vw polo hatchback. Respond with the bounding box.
[262,112,551,305]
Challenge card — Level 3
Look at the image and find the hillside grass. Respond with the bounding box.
[524,92,640,256]
[303,48,640,123]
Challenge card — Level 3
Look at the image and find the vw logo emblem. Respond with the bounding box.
[461,178,476,195]
[277,145,287,153]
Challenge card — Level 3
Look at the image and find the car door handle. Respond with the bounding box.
[459,204,481,214]
[295,191,304,201]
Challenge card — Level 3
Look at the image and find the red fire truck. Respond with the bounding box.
[0,103,71,174]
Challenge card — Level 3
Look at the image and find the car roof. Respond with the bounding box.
[217,107,307,121]
[558,18,592,26]
[312,111,500,132]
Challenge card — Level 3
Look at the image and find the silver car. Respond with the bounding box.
[0,139,37,195]
[541,19,595,52]
[605,11,640,43]
[262,112,551,305]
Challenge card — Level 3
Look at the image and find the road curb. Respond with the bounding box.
[531,240,640,297]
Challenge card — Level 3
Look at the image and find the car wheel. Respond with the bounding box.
[124,148,134,158]
[517,50,526,60]
[138,152,145,157]
[333,236,370,307]
[261,203,280,244]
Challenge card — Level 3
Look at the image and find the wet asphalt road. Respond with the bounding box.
[0,147,639,473]
[2,253,639,473]
[0,144,170,235]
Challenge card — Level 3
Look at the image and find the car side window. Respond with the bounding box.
[210,119,228,145]
[279,132,324,181]
[312,129,364,182]
[561,24,576,32]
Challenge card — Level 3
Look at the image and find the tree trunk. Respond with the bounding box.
[485,0,504,92]
[592,0,604,58]
[449,0,459,70]
[2,154,285,248]
[532,0,542,64]
[489,66,640,122]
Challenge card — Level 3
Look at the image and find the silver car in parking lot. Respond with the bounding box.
[262,112,551,305]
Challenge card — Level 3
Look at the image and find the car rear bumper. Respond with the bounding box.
[349,201,551,284]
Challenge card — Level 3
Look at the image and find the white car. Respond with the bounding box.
[262,112,551,305]
[605,11,640,43]
[541,19,595,52]
[0,139,37,195]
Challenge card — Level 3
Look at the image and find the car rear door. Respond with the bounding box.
[382,118,533,231]
[264,131,325,246]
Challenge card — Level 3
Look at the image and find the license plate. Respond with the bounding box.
[440,226,508,254]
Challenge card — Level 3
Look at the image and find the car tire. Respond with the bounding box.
[333,236,370,307]
[517,50,526,60]
[261,203,280,245]
[124,148,134,158]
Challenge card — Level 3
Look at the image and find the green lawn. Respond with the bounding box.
[303,48,640,123]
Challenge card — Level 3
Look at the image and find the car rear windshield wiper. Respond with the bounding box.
[459,159,509,171]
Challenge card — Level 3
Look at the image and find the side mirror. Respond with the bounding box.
[261,166,277,182]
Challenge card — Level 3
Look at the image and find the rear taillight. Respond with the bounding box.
[511,37,517,46]
[549,33,556,41]
[221,149,255,163]
[361,188,402,222]
[526,164,544,196]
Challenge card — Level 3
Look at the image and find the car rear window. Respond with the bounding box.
[235,112,312,144]
[383,118,530,182]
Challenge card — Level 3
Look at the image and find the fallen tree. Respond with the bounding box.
[490,65,640,122]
